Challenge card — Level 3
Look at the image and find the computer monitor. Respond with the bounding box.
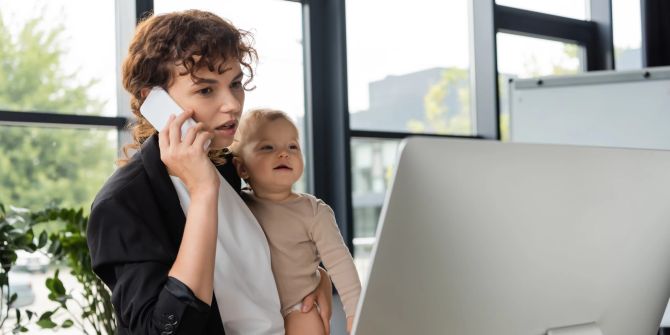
[353,137,670,335]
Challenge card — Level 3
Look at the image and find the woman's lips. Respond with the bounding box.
[214,126,236,136]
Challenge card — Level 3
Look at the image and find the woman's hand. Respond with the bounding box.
[162,110,220,304]
[158,110,219,194]
[301,267,333,334]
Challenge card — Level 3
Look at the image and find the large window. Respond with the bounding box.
[345,0,474,278]
[0,0,120,211]
[0,1,121,334]
[0,0,117,116]
[346,0,472,136]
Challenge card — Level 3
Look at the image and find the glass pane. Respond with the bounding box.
[0,126,118,211]
[350,138,401,285]
[154,0,306,191]
[1,126,117,334]
[346,0,473,136]
[612,0,643,70]
[496,0,588,20]
[0,0,117,116]
[497,33,583,141]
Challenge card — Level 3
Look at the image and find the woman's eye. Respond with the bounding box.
[231,81,243,89]
[198,87,213,95]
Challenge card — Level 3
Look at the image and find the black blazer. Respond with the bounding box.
[87,135,240,335]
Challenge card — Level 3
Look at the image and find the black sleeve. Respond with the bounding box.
[112,263,211,334]
[88,196,213,335]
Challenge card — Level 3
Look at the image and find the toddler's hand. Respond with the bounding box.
[346,316,354,333]
[301,267,332,335]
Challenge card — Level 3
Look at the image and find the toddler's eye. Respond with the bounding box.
[289,144,300,150]
[260,145,274,151]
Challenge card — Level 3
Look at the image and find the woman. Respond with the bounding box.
[86,10,332,335]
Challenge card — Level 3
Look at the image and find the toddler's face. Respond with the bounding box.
[239,118,304,193]
[167,59,245,149]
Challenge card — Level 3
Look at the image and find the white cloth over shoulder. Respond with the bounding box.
[170,174,284,335]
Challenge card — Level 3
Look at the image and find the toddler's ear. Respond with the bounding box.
[232,157,249,179]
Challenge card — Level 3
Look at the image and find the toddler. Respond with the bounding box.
[229,108,361,334]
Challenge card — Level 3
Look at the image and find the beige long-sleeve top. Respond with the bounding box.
[241,190,361,318]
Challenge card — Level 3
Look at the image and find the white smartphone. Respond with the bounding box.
[140,87,210,149]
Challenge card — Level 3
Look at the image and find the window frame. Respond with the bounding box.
[641,0,670,67]
[494,2,614,72]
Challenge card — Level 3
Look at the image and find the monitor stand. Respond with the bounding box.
[547,322,602,335]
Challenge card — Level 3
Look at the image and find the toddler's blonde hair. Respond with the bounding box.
[228,108,298,156]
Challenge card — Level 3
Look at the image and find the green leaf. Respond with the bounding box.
[12,234,31,248]
[9,292,17,305]
[39,310,55,320]
[0,250,17,267]
[47,277,66,294]
[36,318,57,329]
[47,239,61,254]
[61,319,74,328]
[37,230,48,248]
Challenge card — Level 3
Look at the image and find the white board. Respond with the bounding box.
[509,66,670,150]
[508,66,670,328]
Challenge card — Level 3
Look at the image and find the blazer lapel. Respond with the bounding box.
[140,135,187,250]
[138,135,243,250]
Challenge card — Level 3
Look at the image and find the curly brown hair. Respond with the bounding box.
[119,9,257,166]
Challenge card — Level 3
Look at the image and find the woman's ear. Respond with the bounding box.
[140,87,151,99]
[233,157,249,179]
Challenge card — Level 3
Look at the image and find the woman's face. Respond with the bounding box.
[167,59,245,150]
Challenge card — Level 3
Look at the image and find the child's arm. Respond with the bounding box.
[309,202,362,328]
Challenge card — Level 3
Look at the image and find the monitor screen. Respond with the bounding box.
[353,137,670,335]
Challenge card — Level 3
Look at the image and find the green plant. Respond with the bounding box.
[0,203,115,334]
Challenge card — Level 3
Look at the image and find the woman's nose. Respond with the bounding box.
[219,90,242,115]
